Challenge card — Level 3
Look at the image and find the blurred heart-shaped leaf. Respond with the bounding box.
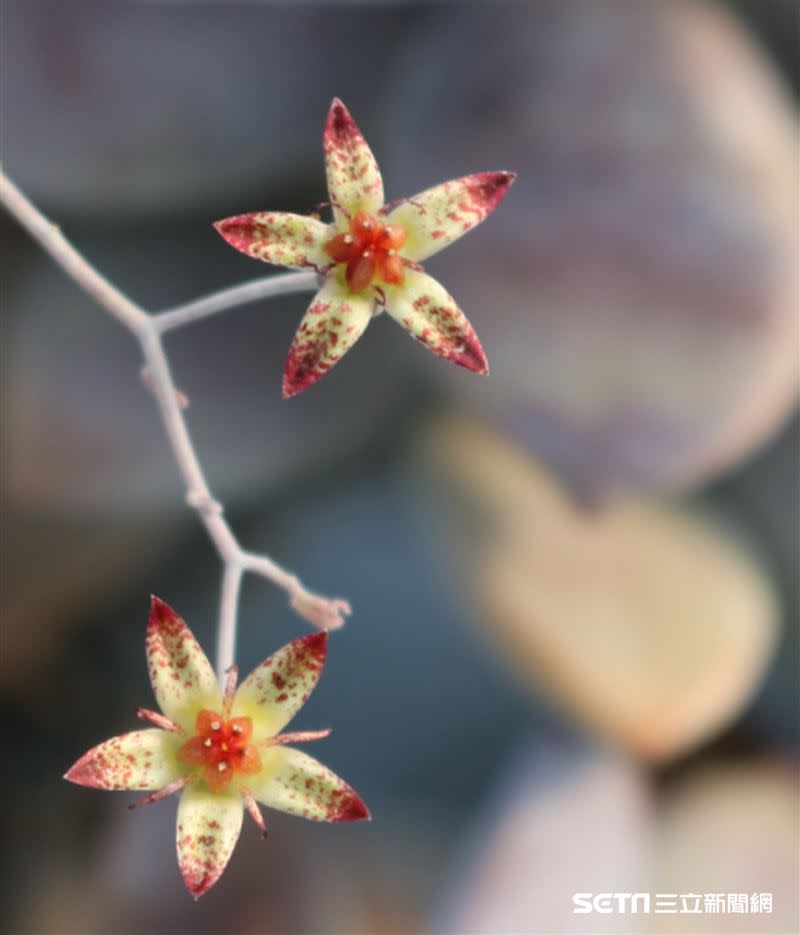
[426,417,778,763]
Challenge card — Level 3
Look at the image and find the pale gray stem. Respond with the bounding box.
[1,169,350,684]
[216,564,244,684]
[154,270,318,333]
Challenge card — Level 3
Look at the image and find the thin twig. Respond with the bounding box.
[154,269,319,333]
[216,564,244,685]
[0,170,350,684]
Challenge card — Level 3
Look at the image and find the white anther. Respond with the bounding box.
[217,762,228,772]
[363,250,372,259]
[211,721,221,731]
[344,234,353,244]
[232,724,243,733]
[203,738,212,748]
[388,249,396,256]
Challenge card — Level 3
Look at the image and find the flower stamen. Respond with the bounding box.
[178,709,262,794]
[324,210,409,292]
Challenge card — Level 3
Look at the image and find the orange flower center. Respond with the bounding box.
[324,211,407,292]
[178,709,262,793]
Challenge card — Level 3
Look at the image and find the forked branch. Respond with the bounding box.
[0,170,351,684]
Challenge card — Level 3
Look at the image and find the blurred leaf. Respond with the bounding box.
[426,416,779,762]
[437,747,650,935]
[437,744,799,934]
[651,761,800,933]
[389,0,799,500]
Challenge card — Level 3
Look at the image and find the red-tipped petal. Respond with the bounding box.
[387,171,516,263]
[385,269,488,375]
[233,631,328,737]
[214,212,329,269]
[250,747,370,823]
[323,98,384,223]
[146,597,220,730]
[176,786,243,899]
[282,277,373,398]
[65,729,177,791]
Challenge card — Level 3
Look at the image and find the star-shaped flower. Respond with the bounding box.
[215,98,516,397]
[65,597,369,899]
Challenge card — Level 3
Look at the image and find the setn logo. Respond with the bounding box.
[573,893,651,914]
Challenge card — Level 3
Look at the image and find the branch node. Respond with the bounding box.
[141,364,189,409]
[186,490,224,516]
[0,170,355,679]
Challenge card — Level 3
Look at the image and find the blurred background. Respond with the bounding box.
[1,1,798,933]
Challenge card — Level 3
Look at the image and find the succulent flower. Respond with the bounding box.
[65,597,369,899]
[215,98,515,397]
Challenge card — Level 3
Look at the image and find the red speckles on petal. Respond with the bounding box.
[146,597,219,727]
[214,212,329,270]
[449,330,489,373]
[472,170,516,206]
[282,278,373,398]
[176,787,243,899]
[330,98,351,136]
[385,269,489,375]
[234,631,328,734]
[250,747,370,824]
[323,99,384,221]
[64,729,176,792]
[386,171,516,263]
[332,789,371,823]
[214,214,255,254]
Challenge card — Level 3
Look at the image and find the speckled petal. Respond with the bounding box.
[213,212,330,269]
[324,98,384,224]
[385,269,488,374]
[251,746,370,823]
[233,631,327,738]
[64,729,177,791]
[146,596,221,730]
[282,276,374,398]
[176,784,243,900]
[387,172,515,262]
